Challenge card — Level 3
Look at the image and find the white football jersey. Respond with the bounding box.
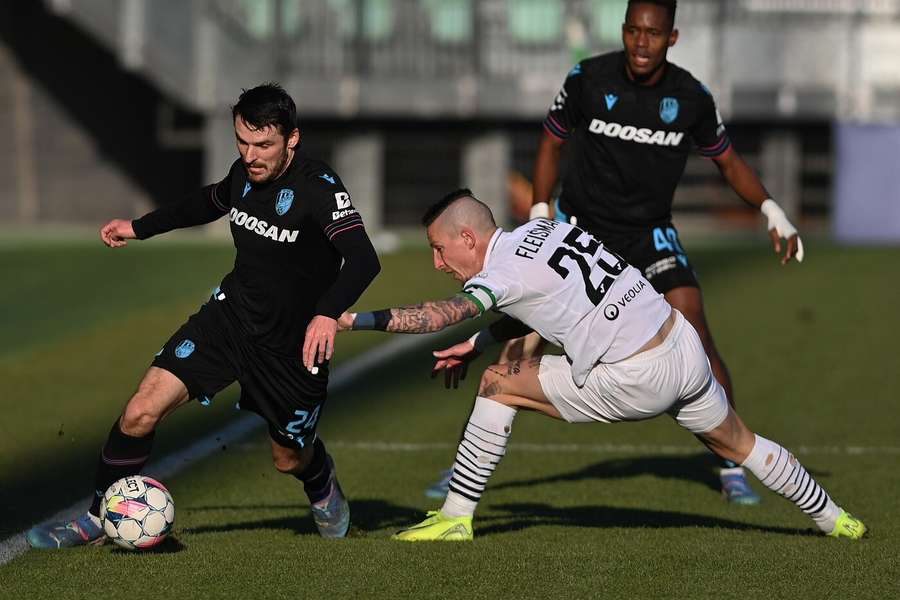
[462,220,671,387]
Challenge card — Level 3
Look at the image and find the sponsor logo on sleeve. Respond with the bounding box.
[550,87,568,112]
[332,192,356,220]
[335,192,351,209]
[319,173,336,184]
[715,108,726,136]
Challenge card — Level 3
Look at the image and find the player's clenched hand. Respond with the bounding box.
[760,199,805,265]
[303,315,337,372]
[432,340,480,389]
[100,219,136,248]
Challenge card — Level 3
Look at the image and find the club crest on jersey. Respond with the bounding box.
[175,339,195,359]
[275,189,294,216]
[659,97,679,124]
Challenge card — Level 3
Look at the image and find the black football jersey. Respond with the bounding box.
[543,51,730,233]
[133,151,378,356]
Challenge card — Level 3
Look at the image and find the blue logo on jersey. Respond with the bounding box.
[275,189,294,216]
[318,174,336,184]
[604,94,618,110]
[568,63,582,77]
[242,182,251,198]
[175,339,195,359]
[660,97,679,124]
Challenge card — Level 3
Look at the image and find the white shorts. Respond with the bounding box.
[537,310,729,434]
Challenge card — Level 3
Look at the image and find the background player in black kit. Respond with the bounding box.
[534,0,804,504]
[425,0,804,505]
[27,83,380,548]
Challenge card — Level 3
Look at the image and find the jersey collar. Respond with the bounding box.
[482,228,503,270]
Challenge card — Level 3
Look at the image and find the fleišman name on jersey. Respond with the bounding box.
[588,119,685,147]
[514,219,560,260]
[229,208,299,243]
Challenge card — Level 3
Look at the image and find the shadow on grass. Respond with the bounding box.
[491,451,829,495]
[108,535,186,555]
[180,498,423,538]
[477,503,816,538]
[493,452,723,494]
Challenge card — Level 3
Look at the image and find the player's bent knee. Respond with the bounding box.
[478,364,506,398]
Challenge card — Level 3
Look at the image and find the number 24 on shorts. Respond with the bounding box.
[286,406,321,434]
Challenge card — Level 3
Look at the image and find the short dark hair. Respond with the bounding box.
[422,188,477,227]
[627,0,677,28]
[231,83,299,137]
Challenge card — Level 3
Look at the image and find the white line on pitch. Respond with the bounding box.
[276,440,900,456]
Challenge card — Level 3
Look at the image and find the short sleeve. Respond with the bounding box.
[306,168,366,242]
[462,268,521,316]
[542,63,586,141]
[691,83,731,158]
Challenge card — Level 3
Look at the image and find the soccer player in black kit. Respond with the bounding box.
[425,0,804,505]
[536,0,805,503]
[27,83,380,548]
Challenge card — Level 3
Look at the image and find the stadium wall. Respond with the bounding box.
[833,122,900,243]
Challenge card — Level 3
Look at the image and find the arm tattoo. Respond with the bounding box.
[385,295,481,333]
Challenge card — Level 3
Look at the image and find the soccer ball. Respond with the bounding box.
[100,475,175,550]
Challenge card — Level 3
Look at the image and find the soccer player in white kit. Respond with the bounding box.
[339,189,866,541]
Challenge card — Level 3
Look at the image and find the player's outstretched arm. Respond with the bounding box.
[99,219,137,248]
[341,294,481,335]
[712,147,804,264]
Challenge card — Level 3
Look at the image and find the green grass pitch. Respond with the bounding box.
[1,237,899,599]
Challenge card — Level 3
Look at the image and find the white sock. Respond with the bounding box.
[441,396,516,519]
[741,434,842,532]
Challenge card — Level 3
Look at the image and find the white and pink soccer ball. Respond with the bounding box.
[100,475,175,550]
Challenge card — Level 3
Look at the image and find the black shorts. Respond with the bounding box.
[554,202,698,294]
[598,225,699,294]
[152,295,328,450]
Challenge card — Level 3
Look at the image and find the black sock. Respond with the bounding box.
[89,420,155,517]
[294,438,332,504]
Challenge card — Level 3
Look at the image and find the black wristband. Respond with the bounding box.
[353,309,392,331]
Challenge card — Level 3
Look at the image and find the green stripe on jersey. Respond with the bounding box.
[465,284,498,309]
[459,291,486,315]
